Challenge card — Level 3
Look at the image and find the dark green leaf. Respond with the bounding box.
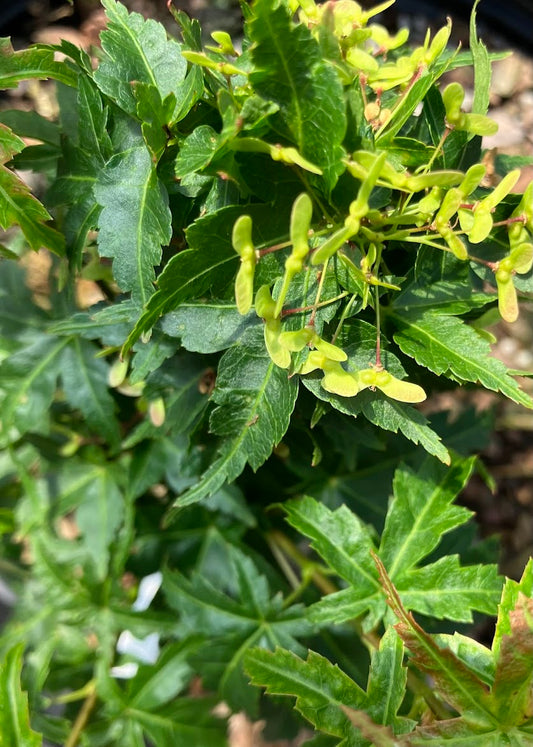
[391,310,533,409]
[175,125,221,177]
[164,545,311,711]
[125,639,200,710]
[94,125,172,306]
[0,109,60,146]
[248,0,346,192]
[161,301,259,353]
[74,464,125,580]
[245,647,368,745]
[123,200,292,353]
[93,0,187,119]
[0,335,68,437]
[60,337,121,449]
[129,698,226,747]
[168,327,298,513]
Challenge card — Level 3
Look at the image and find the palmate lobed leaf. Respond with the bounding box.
[245,628,413,746]
[0,328,122,449]
[163,545,312,711]
[284,456,501,631]
[375,558,533,745]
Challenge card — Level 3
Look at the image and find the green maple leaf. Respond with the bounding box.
[284,456,502,631]
[245,628,414,746]
[163,544,312,712]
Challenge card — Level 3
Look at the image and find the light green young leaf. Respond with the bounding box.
[248,0,346,191]
[375,58,450,144]
[166,326,298,515]
[391,310,533,409]
[94,128,172,306]
[469,0,492,119]
[0,644,42,747]
[365,628,414,735]
[93,0,187,120]
[134,82,175,158]
[400,554,502,622]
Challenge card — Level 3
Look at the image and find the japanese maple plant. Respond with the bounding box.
[1,0,533,743]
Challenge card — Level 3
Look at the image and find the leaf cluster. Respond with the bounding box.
[0,0,532,744]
